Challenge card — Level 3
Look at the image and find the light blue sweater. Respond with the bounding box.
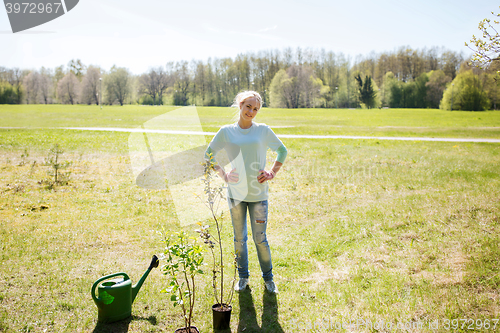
[205,122,287,202]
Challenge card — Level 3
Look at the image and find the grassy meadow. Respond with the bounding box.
[0,105,499,332]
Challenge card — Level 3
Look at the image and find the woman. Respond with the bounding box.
[205,91,287,294]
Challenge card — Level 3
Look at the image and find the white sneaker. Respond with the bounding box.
[234,278,249,292]
[264,280,278,294]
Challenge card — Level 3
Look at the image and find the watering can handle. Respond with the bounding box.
[91,272,130,303]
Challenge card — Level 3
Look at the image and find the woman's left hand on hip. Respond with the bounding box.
[257,170,274,183]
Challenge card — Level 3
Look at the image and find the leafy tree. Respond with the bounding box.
[23,71,40,104]
[385,72,428,108]
[192,61,207,105]
[282,65,302,108]
[355,74,376,108]
[441,51,463,80]
[440,70,490,111]
[336,57,359,108]
[139,67,168,105]
[160,231,204,333]
[57,72,80,104]
[80,66,101,105]
[0,81,18,104]
[104,66,131,106]
[466,6,500,70]
[269,69,290,108]
[413,72,429,108]
[402,82,416,108]
[39,67,54,104]
[0,47,476,107]
[380,71,395,107]
[9,68,24,104]
[139,71,157,105]
[203,61,217,106]
[315,78,330,108]
[387,78,410,108]
[299,65,324,107]
[318,51,340,108]
[138,94,155,105]
[269,65,324,108]
[482,60,500,109]
[482,72,500,109]
[425,70,451,108]
[156,67,170,105]
[173,61,190,106]
[67,59,86,80]
[44,144,71,185]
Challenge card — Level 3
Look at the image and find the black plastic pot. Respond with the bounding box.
[212,303,232,330]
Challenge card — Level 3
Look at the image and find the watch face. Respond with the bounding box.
[4,0,79,33]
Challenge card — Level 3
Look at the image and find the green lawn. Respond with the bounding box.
[0,105,499,332]
[1,104,500,139]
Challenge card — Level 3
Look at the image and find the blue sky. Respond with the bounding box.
[0,0,496,74]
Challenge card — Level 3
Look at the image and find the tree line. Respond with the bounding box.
[0,46,498,110]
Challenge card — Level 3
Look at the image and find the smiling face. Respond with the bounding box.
[239,96,260,122]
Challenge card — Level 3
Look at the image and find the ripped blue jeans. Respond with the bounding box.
[228,198,273,282]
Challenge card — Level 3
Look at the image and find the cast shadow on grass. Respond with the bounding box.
[236,288,284,333]
[92,315,157,333]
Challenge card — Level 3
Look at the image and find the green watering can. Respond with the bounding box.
[91,255,159,323]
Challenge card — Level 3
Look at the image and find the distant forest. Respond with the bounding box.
[0,46,498,111]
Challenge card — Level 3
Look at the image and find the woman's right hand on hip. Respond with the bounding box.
[224,168,239,183]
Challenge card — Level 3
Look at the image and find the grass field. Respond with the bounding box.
[0,105,499,332]
[1,104,500,139]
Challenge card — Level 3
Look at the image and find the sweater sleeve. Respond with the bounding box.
[276,144,288,164]
[205,127,226,164]
[265,125,287,164]
[204,146,217,164]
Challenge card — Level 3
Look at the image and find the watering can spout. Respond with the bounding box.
[132,255,159,303]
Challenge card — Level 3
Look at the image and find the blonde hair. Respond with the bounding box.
[231,90,263,110]
[231,90,263,123]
